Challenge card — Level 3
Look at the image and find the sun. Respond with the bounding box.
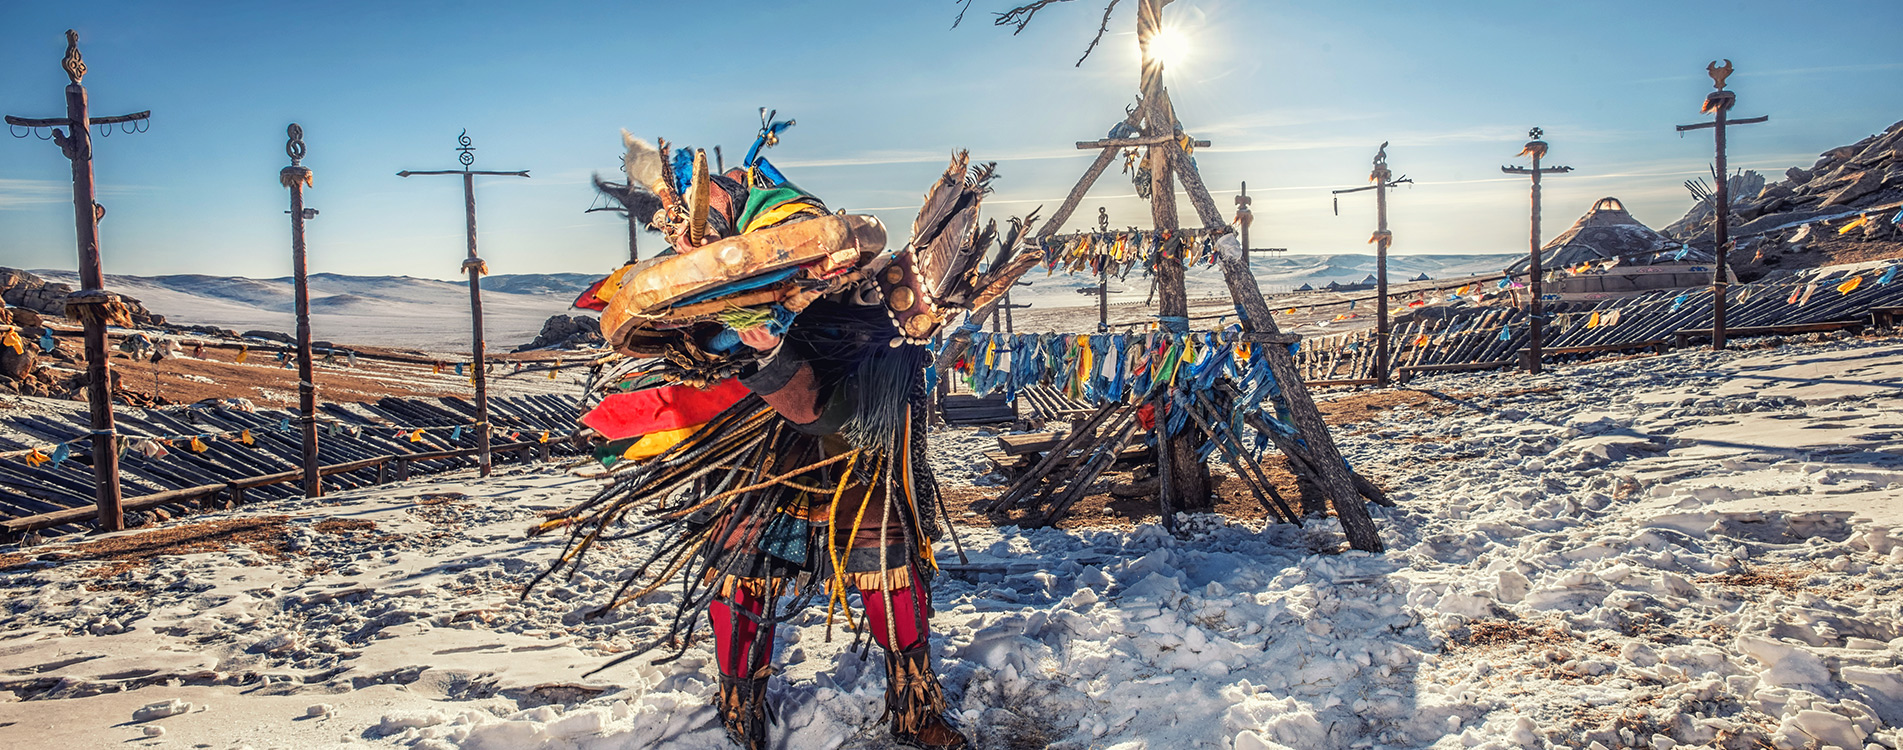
[1147,26,1190,68]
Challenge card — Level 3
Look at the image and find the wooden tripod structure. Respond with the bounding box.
[397,131,530,477]
[4,31,151,532]
[945,0,1385,550]
[1332,144,1412,387]
[1675,60,1768,352]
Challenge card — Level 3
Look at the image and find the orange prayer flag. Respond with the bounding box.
[409,429,425,443]
[1838,275,1863,295]
[23,448,48,467]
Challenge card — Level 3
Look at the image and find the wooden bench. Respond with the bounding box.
[1672,320,1864,348]
[997,432,1065,456]
[939,393,1016,426]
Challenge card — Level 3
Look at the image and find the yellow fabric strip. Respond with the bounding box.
[743,202,822,235]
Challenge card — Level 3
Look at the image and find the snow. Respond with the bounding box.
[3,335,1902,749]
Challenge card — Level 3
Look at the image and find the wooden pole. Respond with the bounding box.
[1528,149,1545,373]
[1677,62,1767,352]
[1501,129,1571,374]
[1138,0,1208,513]
[396,130,529,478]
[462,171,493,477]
[1374,169,1391,386]
[67,75,124,532]
[5,32,151,531]
[283,124,321,498]
[1166,142,1385,552]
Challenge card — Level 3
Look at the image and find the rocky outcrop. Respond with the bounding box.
[515,314,603,352]
[0,306,75,398]
[1666,119,1903,280]
[0,267,165,327]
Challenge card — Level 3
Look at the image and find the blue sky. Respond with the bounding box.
[3,0,1899,281]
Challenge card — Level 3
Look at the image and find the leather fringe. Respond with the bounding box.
[883,646,951,736]
[839,566,911,592]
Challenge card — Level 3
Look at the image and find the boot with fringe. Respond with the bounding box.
[717,672,770,750]
[884,644,969,750]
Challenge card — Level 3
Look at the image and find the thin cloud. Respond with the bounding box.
[0,178,148,210]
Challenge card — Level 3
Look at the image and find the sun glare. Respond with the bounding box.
[1148,26,1189,68]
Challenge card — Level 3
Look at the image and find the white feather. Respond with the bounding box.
[621,130,663,189]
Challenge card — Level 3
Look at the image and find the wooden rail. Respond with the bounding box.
[1672,320,1864,348]
[2,440,544,536]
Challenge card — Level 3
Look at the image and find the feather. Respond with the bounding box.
[621,130,664,191]
[966,250,1042,311]
[910,151,970,247]
[593,174,664,231]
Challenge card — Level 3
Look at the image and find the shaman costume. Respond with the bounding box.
[529,114,1041,750]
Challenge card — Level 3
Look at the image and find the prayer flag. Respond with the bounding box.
[240,429,254,446]
[1838,275,1863,295]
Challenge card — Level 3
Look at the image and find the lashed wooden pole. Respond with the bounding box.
[5,31,150,532]
[281,124,321,497]
[397,130,530,477]
[1137,0,1210,512]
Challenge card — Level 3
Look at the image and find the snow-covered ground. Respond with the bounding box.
[2,336,1901,750]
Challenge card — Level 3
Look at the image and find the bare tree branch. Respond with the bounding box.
[951,0,974,28]
[994,0,1074,34]
[985,0,1123,66]
[1073,0,1121,67]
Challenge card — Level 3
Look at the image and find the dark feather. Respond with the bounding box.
[594,173,664,230]
[910,151,970,248]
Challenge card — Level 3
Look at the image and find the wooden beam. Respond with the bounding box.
[1076,136,1210,150]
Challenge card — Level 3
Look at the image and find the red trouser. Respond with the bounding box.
[709,583,930,678]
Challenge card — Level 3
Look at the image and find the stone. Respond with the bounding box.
[132,698,193,722]
[1786,166,1813,185]
[1821,171,1885,206]
[242,330,296,345]
[0,344,33,382]
[142,725,166,738]
[516,314,604,352]
[306,703,333,718]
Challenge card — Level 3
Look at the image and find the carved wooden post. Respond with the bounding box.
[1676,60,1768,351]
[281,124,322,497]
[5,31,151,532]
[1501,128,1572,374]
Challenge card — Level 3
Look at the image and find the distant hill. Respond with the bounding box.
[26,254,1517,349]
[1009,252,1519,307]
[30,270,591,352]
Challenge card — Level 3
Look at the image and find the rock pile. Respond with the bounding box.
[1666,118,1903,279]
[515,314,603,351]
[0,306,78,398]
[0,267,166,327]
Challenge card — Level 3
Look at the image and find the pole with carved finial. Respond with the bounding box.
[1502,128,1573,374]
[6,30,152,531]
[1676,60,1768,351]
[282,124,322,497]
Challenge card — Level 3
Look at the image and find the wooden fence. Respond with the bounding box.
[0,394,578,539]
[1293,270,1903,384]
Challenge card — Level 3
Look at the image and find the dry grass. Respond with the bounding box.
[0,515,294,579]
[1454,618,1577,650]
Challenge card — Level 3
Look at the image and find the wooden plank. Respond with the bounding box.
[1673,320,1863,347]
[997,432,1064,456]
